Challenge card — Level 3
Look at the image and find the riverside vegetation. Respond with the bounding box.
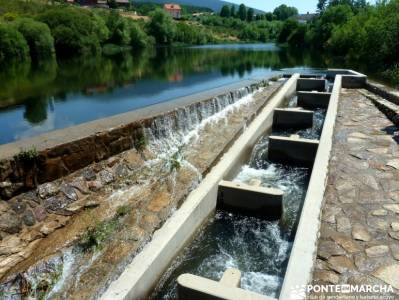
[0,0,398,82]
[277,0,399,82]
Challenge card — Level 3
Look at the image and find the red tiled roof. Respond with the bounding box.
[164,3,181,10]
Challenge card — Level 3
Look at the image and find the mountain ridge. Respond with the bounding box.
[134,0,265,14]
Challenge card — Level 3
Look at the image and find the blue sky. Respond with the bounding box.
[226,0,374,13]
[226,0,320,13]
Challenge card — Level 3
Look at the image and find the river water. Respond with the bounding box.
[0,43,329,144]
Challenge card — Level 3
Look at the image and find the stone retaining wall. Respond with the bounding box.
[0,82,265,200]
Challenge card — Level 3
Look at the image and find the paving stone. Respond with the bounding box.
[390,244,399,261]
[327,256,355,274]
[372,264,399,289]
[352,224,372,242]
[389,231,399,240]
[313,270,340,284]
[371,209,388,216]
[332,235,361,253]
[317,240,346,260]
[366,245,390,257]
[387,159,399,170]
[384,204,399,214]
[99,169,115,185]
[391,222,399,232]
[337,216,351,232]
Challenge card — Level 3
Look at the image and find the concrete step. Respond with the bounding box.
[297,91,331,109]
[296,78,326,92]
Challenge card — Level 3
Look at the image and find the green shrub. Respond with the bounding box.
[38,8,103,56]
[104,11,130,46]
[147,9,176,44]
[14,18,55,60]
[0,22,29,63]
[128,21,150,49]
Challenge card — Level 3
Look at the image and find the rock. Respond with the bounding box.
[367,148,388,154]
[372,264,399,289]
[70,177,90,194]
[83,168,97,181]
[60,184,79,202]
[371,209,388,216]
[87,180,103,191]
[391,222,399,232]
[44,196,70,213]
[9,199,27,214]
[313,270,340,284]
[115,164,129,178]
[20,229,43,243]
[33,206,47,222]
[84,199,100,209]
[40,220,65,236]
[124,151,144,170]
[147,192,170,213]
[0,182,23,199]
[99,169,114,185]
[337,217,351,232]
[22,210,36,226]
[389,231,399,240]
[365,245,389,257]
[0,236,26,255]
[328,256,355,274]
[317,241,346,260]
[383,204,399,214]
[332,235,361,253]
[38,183,59,199]
[0,211,22,234]
[352,224,372,242]
[107,157,120,167]
[387,159,399,170]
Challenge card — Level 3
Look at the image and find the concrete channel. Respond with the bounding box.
[101,70,367,300]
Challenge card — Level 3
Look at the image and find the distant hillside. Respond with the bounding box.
[133,0,265,14]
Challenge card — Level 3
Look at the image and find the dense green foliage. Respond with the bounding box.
[0,23,29,63]
[273,5,298,21]
[14,18,55,60]
[277,0,399,81]
[147,9,175,44]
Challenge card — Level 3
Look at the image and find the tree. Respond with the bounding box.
[105,11,130,45]
[230,5,236,18]
[317,0,328,12]
[147,9,176,44]
[247,8,254,22]
[265,12,274,21]
[127,21,150,49]
[238,4,247,21]
[220,5,230,18]
[277,19,299,43]
[0,23,29,63]
[273,4,298,20]
[14,18,55,61]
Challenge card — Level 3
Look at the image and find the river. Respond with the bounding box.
[0,43,331,145]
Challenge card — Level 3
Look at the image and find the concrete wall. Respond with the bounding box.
[217,181,283,219]
[268,136,319,168]
[366,81,399,106]
[297,92,331,109]
[272,108,313,130]
[100,75,300,300]
[296,79,326,92]
[279,75,342,300]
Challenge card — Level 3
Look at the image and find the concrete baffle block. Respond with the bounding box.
[268,135,319,168]
[297,91,331,109]
[273,108,314,130]
[220,268,241,288]
[177,271,273,300]
[296,78,326,92]
[217,180,283,219]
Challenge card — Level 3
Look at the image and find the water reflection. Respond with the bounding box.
[0,44,327,144]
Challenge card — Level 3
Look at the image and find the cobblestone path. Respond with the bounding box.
[311,88,399,297]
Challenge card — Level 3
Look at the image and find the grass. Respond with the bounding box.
[13,147,39,164]
[134,131,147,152]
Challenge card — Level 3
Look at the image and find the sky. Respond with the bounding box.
[226,0,374,14]
[226,0,320,13]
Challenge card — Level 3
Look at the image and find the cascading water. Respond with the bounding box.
[151,89,328,300]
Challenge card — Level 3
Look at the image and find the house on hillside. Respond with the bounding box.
[164,4,182,19]
[296,12,317,24]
